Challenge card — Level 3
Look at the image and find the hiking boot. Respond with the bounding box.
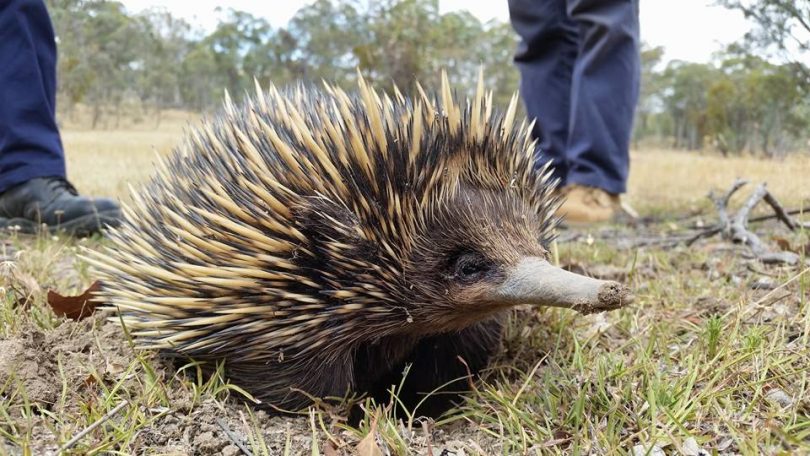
[556,184,637,225]
[0,177,121,236]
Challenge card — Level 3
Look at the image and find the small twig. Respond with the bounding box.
[555,232,582,243]
[422,420,435,456]
[217,418,254,456]
[686,226,723,246]
[750,205,810,224]
[746,267,810,312]
[58,400,128,453]
[762,191,798,230]
[746,263,779,277]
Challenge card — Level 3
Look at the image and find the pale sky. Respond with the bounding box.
[120,0,753,64]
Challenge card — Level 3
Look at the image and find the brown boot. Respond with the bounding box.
[556,185,636,224]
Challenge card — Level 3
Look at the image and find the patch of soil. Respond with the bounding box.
[0,313,131,413]
[0,312,493,455]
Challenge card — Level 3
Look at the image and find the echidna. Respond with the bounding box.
[87,72,631,415]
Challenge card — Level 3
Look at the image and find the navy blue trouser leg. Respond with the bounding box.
[508,0,640,194]
[0,0,66,194]
[508,0,578,185]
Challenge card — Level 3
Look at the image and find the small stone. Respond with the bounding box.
[632,444,665,456]
[222,444,241,456]
[750,278,775,290]
[681,437,709,456]
[765,388,793,408]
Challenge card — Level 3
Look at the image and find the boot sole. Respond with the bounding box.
[0,210,121,237]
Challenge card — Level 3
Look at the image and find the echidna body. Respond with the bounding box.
[89,73,629,414]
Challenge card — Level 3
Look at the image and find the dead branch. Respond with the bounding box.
[707,180,801,265]
[750,204,810,225]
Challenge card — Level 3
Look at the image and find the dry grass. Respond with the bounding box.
[628,149,810,213]
[61,110,198,202]
[60,115,810,213]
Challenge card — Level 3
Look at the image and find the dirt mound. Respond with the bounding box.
[0,313,131,412]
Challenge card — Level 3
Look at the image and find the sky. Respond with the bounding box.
[119,0,754,64]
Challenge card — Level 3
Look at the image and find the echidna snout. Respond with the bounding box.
[89,71,632,415]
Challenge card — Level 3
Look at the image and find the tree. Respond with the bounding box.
[633,44,666,146]
[41,0,810,150]
[718,0,810,88]
[133,8,192,125]
[661,61,716,150]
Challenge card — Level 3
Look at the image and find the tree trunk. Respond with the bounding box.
[154,100,162,129]
[91,101,102,130]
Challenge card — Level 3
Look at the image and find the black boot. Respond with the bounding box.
[0,177,120,236]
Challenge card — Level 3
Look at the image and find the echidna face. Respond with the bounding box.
[401,179,629,333]
[403,185,552,331]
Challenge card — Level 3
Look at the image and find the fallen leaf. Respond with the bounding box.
[356,415,382,456]
[84,373,99,388]
[773,236,792,252]
[324,439,340,456]
[47,280,103,321]
[105,361,126,378]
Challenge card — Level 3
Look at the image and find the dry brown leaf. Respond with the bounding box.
[83,373,99,389]
[47,280,102,321]
[356,415,382,456]
[324,440,340,456]
[773,236,793,252]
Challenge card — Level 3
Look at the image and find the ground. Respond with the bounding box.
[1,113,809,455]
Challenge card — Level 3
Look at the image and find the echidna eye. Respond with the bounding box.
[452,252,492,282]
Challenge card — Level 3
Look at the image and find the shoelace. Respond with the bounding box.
[46,178,79,196]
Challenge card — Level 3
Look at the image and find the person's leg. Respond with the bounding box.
[0,0,66,192]
[0,0,120,235]
[564,0,640,195]
[507,0,578,184]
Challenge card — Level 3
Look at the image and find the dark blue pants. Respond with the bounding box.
[508,0,640,194]
[0,0,65,193]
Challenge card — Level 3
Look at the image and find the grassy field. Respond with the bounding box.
[58,110,810,213]
[1,114,809,455]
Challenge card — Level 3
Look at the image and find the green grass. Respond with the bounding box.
[1,223,809,454]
